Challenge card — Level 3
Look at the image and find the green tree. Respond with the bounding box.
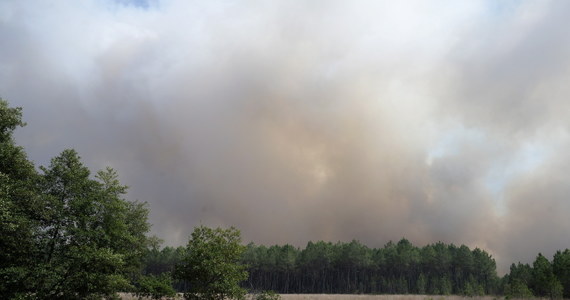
[504,263,534,299]
[509,263,533,286]
[505,280,534,299]
[175,226,249,300]
[452,245,473,293]
[471,248,498,294]
[1,98,152,298]
[297,241,335,293]
[531,253,563,299]
[553,249,570,298]
[416,273,427,294]
[439,276,452,295]
[136,273,177,300]
[33,150,151,298]
[0,98,40,298]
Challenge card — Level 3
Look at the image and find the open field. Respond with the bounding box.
[119,294,502,300]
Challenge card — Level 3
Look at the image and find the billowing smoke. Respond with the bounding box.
[1,0,569,273]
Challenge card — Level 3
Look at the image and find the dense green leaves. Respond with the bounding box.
[530,253,563,299]
[0,99,25,142]
[503,263,533,298]
[29,150,151,299]
[175,226,248,300]
[503,254,570,299]
[135,273,177,300]
[0,99,151,299]
[0,98,41,299]
[553,249,570,298]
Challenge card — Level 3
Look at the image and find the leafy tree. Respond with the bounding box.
[471,247,498,294]
[0,98,151,298]
[531,253,563,299]
[33,150,151,298]
[550,280,564,299]
[553,249,570,298]
[175,226,248,300]
[509,263,533,286]
[0,98,40,298]
[452,245,473,292]
[504,263,534,299]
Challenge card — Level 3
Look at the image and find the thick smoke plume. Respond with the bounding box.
[2,0,570,273]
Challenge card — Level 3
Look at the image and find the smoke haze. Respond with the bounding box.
[1,0,569,273]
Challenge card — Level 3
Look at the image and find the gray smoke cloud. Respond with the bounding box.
[1,0,569,273]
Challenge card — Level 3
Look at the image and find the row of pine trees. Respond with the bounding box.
[241,240,496,295]
[142,237,570,298]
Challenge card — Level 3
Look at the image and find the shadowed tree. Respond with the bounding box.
[504,262,533,299]
[553,249,570,298]
[531,253,563,299]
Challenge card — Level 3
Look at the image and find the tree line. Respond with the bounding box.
[143,240,570,299]
[143,239,499,296]
[241,240,497,295]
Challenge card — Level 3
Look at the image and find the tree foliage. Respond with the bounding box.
[530,253,563,299]
[553,249,570,298]
[175,226,248,300]
[135,273,177,300]
[0,98,151,299]
[0,98,39,299]
[503,263,533,299]
[33,151,150,298]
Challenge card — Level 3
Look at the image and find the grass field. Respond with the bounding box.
[280,295,498,300]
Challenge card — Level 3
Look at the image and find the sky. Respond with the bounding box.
[1,0,570,274]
